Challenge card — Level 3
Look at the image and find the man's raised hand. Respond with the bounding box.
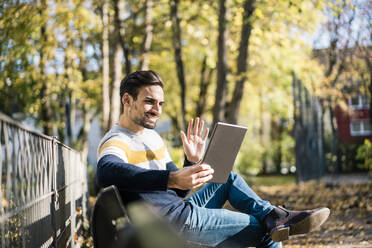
[180,117,209,163]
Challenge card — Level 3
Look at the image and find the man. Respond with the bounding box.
[97,70,330,248]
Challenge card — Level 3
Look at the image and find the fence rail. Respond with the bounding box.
[0,113,88,248]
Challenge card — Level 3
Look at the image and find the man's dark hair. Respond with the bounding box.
[120,70,164,102]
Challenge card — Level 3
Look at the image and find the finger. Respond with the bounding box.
[180,131,188,146]
[198,163,212,171]
[197,169,214,178]
[192,183,204,189]
[193,117,199,137]
[193,174,213,187]
[198,119,204,137]
[190,163,210,173]
[187,119,193,140]
[202,127,209,142]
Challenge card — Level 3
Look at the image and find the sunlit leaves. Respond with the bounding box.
[357,139,372,174]
[0,0,101,144]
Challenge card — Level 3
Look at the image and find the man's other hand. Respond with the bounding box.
[180,117,209,163]
[168,163,214,190]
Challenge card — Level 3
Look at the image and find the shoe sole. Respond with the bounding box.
[270,207,330,242]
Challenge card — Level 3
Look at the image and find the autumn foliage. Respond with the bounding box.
[251,181,372,247]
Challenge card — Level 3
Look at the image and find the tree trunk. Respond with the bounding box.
[102,0,110,132]
[213,0,231,125]
[170,0,187,130]
[64,25,74,146]
[140,0,153,70]
[196,56,213,118]
[226,0,256,124]
[114,0,131,75]
[369,72,372,126]
[320,99,327,172]
[77,103,94,164]
[110,0,125,127]
[293,72,306,182]
[328,103,341,172]
[39,0,53,136]
[293,72,325,181]
[122,3,132,75]
[259,90,267,174]
[73,31,94,159]
[271,116,284,174]
[326,60,345,173]
[64,66,72,146]
[363,56,372,125]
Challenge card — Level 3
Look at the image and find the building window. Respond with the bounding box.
[349,95,369,110]
[350,119,372,136]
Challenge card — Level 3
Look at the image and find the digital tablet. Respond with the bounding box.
[202,122,247,184]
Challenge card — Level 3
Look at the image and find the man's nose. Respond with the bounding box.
[152,103,162,114]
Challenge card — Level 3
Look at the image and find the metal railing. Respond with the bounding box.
[0,113,88,248]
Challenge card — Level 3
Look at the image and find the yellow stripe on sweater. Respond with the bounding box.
[99,140,166,165]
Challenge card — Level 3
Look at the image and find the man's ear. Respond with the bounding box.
[122,93,132,106]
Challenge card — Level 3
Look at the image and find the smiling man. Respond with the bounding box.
[96,70,330,248]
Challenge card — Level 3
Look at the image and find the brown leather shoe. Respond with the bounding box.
[264,206,330,242]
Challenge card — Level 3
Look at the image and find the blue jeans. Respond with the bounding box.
[182,172,282,248]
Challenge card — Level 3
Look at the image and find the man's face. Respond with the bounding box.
[128,85,164,129]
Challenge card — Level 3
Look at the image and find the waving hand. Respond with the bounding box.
[180,117,209,163]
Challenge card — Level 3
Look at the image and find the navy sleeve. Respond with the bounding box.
[183,156,196,167]
[97,154,170,192]
[166,161,192,198]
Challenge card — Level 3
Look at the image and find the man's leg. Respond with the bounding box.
[186,172,274,222]
[181,206,281,248]
[183,172,280,247]
[184,172,330,243]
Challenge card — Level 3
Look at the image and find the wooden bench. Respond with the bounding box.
[91,185,202,248]
[91,185,140,248]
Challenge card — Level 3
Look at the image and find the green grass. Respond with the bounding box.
[243,174,296,186]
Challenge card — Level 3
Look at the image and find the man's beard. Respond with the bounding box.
[133,114,157,129]
[130,110,158,129]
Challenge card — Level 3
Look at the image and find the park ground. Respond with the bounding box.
[82,174,372,248]
[244,174,372,248]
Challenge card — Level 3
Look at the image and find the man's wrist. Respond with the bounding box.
[168,171,177,188]
[185,155,200,164]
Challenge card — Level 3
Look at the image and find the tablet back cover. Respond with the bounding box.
[202,122,247,184]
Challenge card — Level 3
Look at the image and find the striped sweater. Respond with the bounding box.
[96,124,192,226]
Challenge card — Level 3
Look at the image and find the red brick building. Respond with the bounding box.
[335,94,372,143]
[312,47,372,144]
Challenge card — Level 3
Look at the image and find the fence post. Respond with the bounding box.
[51,136,58,247]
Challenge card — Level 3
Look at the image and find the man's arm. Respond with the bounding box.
[97,154,170,191]
[97,153,213,192]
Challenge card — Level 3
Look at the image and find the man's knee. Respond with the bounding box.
[227,171,240,182]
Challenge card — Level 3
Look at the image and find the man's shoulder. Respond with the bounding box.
[142,128,166,144]
[143,128,162,137]
[100,125,132,143]
[98,125,143,163]
[97,125,132,157]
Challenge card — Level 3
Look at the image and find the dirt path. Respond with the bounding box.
[250,181,372,248]
[320,173,371,185]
